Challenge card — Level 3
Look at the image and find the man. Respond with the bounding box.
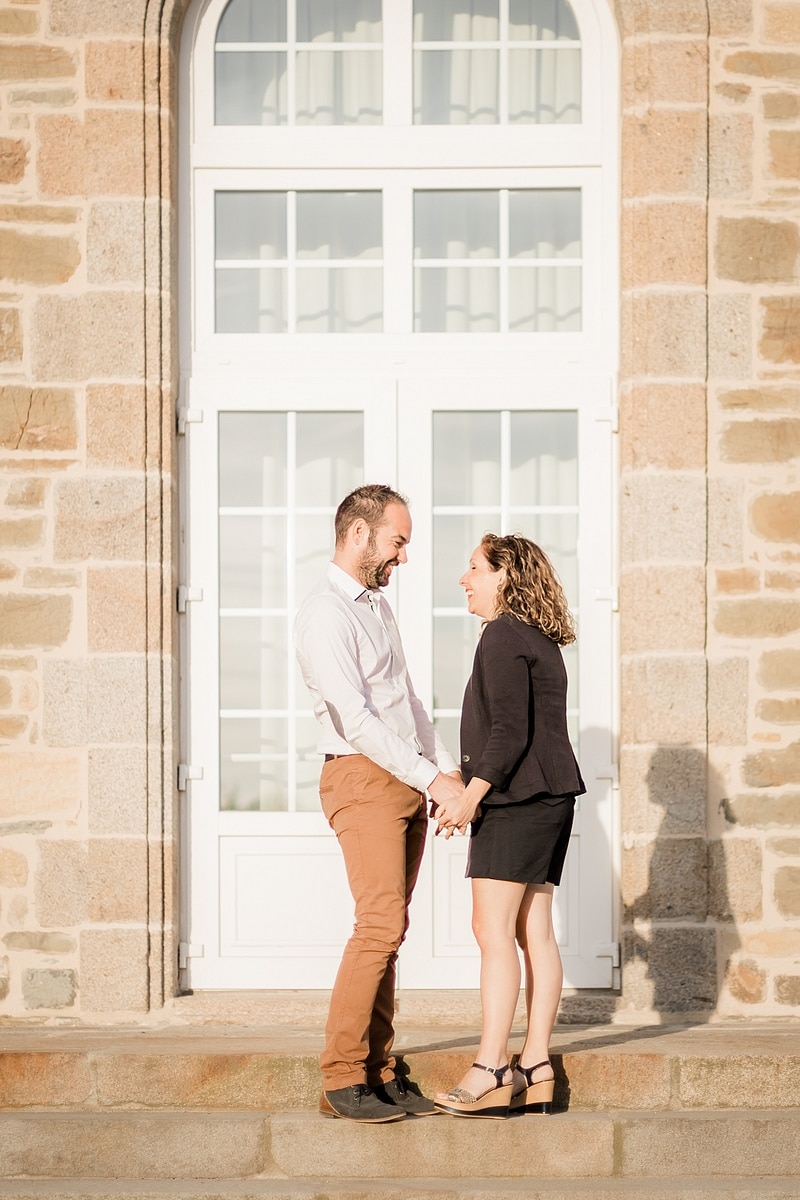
[295,483,465,1123]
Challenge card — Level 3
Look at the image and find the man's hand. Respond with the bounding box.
[428,771,466,808]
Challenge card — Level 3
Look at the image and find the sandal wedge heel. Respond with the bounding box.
[510,1059,555,1115]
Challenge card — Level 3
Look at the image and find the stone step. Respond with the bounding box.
[1,1110,800,1181]
[1,1023,799,1113]
[1,1183,800,1200]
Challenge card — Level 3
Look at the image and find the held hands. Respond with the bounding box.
[429,774,491,838]
[428,772,484,839]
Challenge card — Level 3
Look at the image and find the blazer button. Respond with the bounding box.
[462,754,470,763]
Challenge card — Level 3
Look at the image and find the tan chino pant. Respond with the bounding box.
[319,755,428,1091]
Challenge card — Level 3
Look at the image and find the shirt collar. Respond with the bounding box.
[326,560,373,603]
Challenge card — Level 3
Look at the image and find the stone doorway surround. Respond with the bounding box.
[0,0,798,1022]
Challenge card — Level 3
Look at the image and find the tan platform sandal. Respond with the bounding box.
[510,1059,555,1115]
[434,1062,513,1120]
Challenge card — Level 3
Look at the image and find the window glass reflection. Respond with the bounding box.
[433,412,500,506]
[219,412,287,507]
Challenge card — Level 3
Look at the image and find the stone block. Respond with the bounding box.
[714,568,758,593]
[624,38,707,108]
[0,593,72,650]
[709,113,753,198]
[36,840,88,927]
[0,228,80,286]
[708,657,749,745]
[0,308,22,362]
[0,1052,90,1108]
[87,200,155,285]
[8,86,78,108]
[623,837,708,921]
[0,518,44,550]
[622,110,708,198]
[764,2,800,41]
[0,560,19,581]
[0,716,28,741]
[623,291,708,378]
[744,741,800,789]
[88,747,148,836]
[767,570,800,591]
[620,746,707,838]
[86,384,147,469]
[22,968,76,1010]
[764,93,800,120]
[43,657,148,746]
[708,294,752,380]
[724,418,800,463]
[769,836,800,855]
[724,51,800,80]
[80,928,150,1012]
[741,927,800,954]
[4,931,75,953]
[620,567,706,652]
[22,567,79,588]
[716,81,750,103]
[619,383,706,470]
[707,0,753,35]
[88,839,147,923]
[37,109,158,199]
[718,387,800,415]
[715,599,800,639]
[49,0,162,37]
[622,202,706,288]
[0,138,28,185]
[751,491,800,540]
[616,0,710,37]
[33,293,145,380]
[722,792,800,827]
[708,837,762,920]
[723,957,768,1005]
[680,1054,800,1108]
[7,479,47,508]
[758,648,800,689]
[774,865,800,916]
[715,217,800,283]
[769,130,800,179]
[623,926,716,1012]
[0,10,38,35]
[0,846,27,886]
[0,676,11,707]
[54,477,146,563]
[0,387,77,452]
[0,1111,267,1180]
[0,44,76,81]
[761,296,800,364]
[88,566,149,653]
[85,41,160,103]
[0,752,81,819]
[620,657,707,744]
[775,975,800,1006]
[621,473,707,563]
[758,698,800,725]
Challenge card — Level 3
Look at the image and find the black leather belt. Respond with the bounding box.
[324,753,354,761]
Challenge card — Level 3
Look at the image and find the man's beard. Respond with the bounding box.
[356,531,396,590]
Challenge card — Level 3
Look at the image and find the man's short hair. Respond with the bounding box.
[334,484,409,547]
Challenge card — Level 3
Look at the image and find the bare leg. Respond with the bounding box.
[515,883,560,1082]
[438,878,526,1098]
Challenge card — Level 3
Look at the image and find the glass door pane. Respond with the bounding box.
[218,410,364,811]
[431,408,579,750]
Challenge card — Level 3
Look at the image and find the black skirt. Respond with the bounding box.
[466,793,576,886]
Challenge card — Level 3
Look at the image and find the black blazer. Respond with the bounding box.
[460,613,585,805]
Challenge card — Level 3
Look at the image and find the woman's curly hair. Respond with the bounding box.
[481,533,576,645]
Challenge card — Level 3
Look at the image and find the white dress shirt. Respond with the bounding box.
[295,562,458,794]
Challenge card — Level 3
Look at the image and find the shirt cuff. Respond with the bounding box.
[411,757,440,794]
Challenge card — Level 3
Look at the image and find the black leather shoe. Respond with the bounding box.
[319,1084,405,1123]
[374,1076,438,1116]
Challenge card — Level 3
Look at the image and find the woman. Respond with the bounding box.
[433,533,585,1120]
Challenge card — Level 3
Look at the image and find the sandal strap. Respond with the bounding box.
[472,1061,511,1088]
[515,1058,552,1084]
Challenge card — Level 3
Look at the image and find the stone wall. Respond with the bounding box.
[617,0,800,1019]
[0,0,798,1020]
[0,0,177,1016]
